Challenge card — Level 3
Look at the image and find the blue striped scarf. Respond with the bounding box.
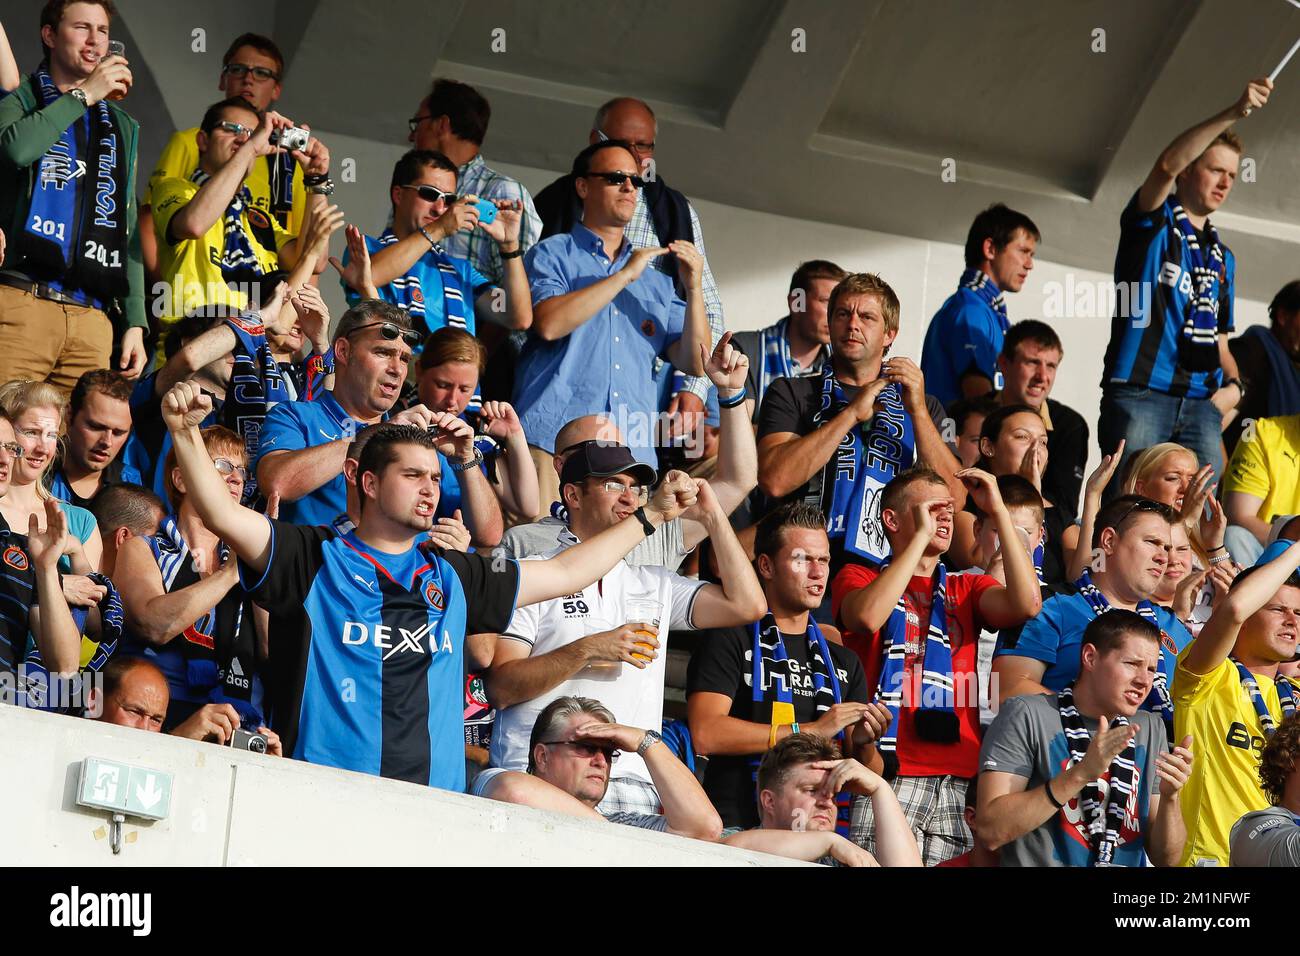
[876,563,957,754]
[813,366,914,564]
[959,268,1008,329]
[1074,570,1173,725]
[1233,658,1296,737]
[376,228,470,338]
[756,317,827,405]
[1058,682,1137,867]
[190,168,265,284]
[1169,200,1225,373]
[21,572,123,712]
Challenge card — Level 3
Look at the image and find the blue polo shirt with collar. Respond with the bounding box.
[514,223,686,465]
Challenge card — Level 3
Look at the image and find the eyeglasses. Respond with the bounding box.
[344,321,423,348]
[407,114,434,134]
[584,172,645,189]
[597,479,649,503]
[214,457,248,482]
[542,740,620,762]
[214,121,253,137]
[0,442,23,459]
[399,183,457,205]
[222,63,279,82]
[595,129,655,153]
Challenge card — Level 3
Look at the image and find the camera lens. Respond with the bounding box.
[249,735,268,754]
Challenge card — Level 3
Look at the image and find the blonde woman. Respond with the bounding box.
[0,382,104,604]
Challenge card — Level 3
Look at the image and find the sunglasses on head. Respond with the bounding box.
[222,63,279,82]
[1111,497,1174,529]
[583,171,645,189]
[400,183,457,205]
[344,321,423,348]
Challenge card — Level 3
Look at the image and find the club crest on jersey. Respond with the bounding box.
[1159,630,1178,655]
[641,319,655,337]
[245,207,272,231]
[2,546,28,571]
[425,581,445,610]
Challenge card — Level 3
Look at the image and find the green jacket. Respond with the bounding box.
[0,76,146,330]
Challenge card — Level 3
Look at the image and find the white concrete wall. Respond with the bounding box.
[0,706,801,867]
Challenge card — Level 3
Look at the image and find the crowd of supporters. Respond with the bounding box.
[3,1,1300,867]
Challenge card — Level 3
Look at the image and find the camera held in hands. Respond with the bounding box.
[229,728,269,754]
[269,126,311,152]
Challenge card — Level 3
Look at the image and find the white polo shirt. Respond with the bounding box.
[489,529,706,783]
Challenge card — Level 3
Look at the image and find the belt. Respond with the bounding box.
[0,273,90,307]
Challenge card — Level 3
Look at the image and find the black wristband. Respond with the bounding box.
[1044,776,1065,809]
[500,246,524,260]
[718,388,747,409]
[303,172,329,186]
[632,506,656,537]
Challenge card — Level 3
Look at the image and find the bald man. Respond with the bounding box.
[89,657,282,753]
[533,96,725,441]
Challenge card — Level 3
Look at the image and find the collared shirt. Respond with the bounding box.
[514,223,686,463]
[444,153,542,285]
[257,390,378,527]
[624,190,723,402]
[489,528,705,784]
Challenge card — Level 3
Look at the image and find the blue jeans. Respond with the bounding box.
[1098,384,1224,499]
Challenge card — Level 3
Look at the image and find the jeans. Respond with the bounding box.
[1098,384,1225,499]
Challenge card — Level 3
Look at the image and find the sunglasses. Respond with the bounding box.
[584,171,645,189]
[214,457,248,482]
[214,120,254,137]
[344,321,423,348]
[399,183,457,205]
[542,740,620,762]
[222,63,279,82]
[1110,497,1174,529]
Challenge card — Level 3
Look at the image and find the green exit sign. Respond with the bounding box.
[77,757,173,821]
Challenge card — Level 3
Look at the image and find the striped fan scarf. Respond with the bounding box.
[876,564,958,754]
[757,317,827,402]
[749,612,849,834]
[1074,570,1174,726]
[190,168,265,284]
[21,572,124,712]
[959,268,1008,329]
[1057,682,1137,867]
[1169,201,1226,373]
[376,228,470,338]
[1232,658,1297,736]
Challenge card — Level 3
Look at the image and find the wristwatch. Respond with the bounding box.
[636,730,662,757]
[69,87,89,108]
[1223,377,1246,400]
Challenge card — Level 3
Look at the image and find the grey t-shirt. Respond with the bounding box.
[602,810,670,832]
[500,515,690,571]
[979,693,1166,867]
[1230,809,1300,867]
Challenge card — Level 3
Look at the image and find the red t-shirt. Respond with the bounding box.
[831,563,998,779]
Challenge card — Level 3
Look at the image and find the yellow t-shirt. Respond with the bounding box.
[1223,414,1300,523]
[145,127,307,235]
[1173,652,1283,866]
[151,176,293,331]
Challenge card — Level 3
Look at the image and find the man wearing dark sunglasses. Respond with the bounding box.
[474,695,721,839]
[994,493,1192,709]
[336,149,531,340]
[142,34,307,284]
[151,95,335,349]
[515,140,709,492]
[533,97,726,445]
[257,300,504,546]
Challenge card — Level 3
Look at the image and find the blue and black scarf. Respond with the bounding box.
[221,312,293,502]
[22,572,124,713]
[1075,570,1174,727]
[375,228,470,338]
[1169,200,1226,373]
[17,69,129,302]
[1233,658,1297,737]
[750,612,850,835]
[812,365,914,564]
[876,563,959,755]
[1058,681,1137,867]
[190,167,273,286]
[959,268,1008,390]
